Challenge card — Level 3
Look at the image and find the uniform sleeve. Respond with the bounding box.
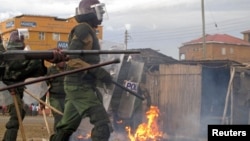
[4,59,47,81]
[67,24,95,69]
[68,24,92,51]
[23,60,47,77]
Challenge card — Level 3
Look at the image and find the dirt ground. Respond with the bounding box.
[0,115,54,141]
[0,115,112,141]
[0,115,149,141]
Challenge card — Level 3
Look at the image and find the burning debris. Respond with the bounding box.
[69,106,168,141]
[125,106,166,141]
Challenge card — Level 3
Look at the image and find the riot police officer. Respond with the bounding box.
[50,0,113,141]
[1,30,68,141]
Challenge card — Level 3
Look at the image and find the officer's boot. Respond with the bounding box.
[49,131,72,141]
[2,129,18,141]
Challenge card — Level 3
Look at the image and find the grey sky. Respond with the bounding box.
[0,0,250,59]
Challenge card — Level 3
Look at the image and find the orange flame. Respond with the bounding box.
[126,106,163,141]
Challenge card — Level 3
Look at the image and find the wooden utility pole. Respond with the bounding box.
[124,29,128,50]
[201,0,206,59]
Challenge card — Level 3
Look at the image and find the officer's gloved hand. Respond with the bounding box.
[101,74,113,83]
[89,67,113,84]
[46,48,69,63]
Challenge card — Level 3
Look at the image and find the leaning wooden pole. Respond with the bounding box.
[10,89,26,141]
[222,67,235,124]
[42,109,51,137]
[24,90,63,115]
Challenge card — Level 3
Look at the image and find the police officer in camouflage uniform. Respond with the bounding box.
[0,36,5,53]
[1,30,68,141]
[0,35,6,82]
[50,0,113,140]
[40,61,67,132]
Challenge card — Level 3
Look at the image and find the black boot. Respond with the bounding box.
[49,131,72,141]
[2,129,18,141]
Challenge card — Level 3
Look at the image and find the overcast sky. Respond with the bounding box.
[0,0,250,59]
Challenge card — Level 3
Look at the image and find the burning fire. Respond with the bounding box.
[126,106,163,141]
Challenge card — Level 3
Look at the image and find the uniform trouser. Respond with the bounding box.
[3,95,26,141]
[50,86,113,141]
[49,96,65,132]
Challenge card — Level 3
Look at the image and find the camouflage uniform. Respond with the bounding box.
[1,31,47,141]
[0,36,5,79]
[50,1,113,140]
[45,62,66,132]
[1,29,67,141]
[0,36,5,53]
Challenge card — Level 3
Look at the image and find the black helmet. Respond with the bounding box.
[7,30,25,50]
[76,0,106,22]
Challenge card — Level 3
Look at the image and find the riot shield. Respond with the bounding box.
[23,77,49,105]
[0,81,13,106]
[117,60,144,119]
[97,40,126,111]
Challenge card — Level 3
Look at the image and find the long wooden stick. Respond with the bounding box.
[42,109,51,136]
[24,90,63,115]
[10,89,26,141]
[222,67,235,124]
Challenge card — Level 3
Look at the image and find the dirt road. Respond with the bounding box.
[0,115,96,141]
[0,115,54,141]
[0,115,131,141]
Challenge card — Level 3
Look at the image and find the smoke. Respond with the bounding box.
[109,132,129,141]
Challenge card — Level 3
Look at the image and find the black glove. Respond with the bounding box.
[89,67,113,84]
[46,48,69,63]
[101,74,113,83]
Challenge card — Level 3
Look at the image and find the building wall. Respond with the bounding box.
[243,32,250,42]
[179,43,250,63]
[147,64,202,137]
[0,15,103,50]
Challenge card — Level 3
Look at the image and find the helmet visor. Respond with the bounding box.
[91,3,108,21]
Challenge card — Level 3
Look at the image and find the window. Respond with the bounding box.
[39,32,45,40]
[221,48,226,55]
[53,33,60,41]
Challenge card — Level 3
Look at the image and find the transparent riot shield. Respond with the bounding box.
[97,40,126,111]
[23,77,49,105]
[0,81,13,106]
[117,60,144,119]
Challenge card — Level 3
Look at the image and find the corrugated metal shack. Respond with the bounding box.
[146,59,250,140]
